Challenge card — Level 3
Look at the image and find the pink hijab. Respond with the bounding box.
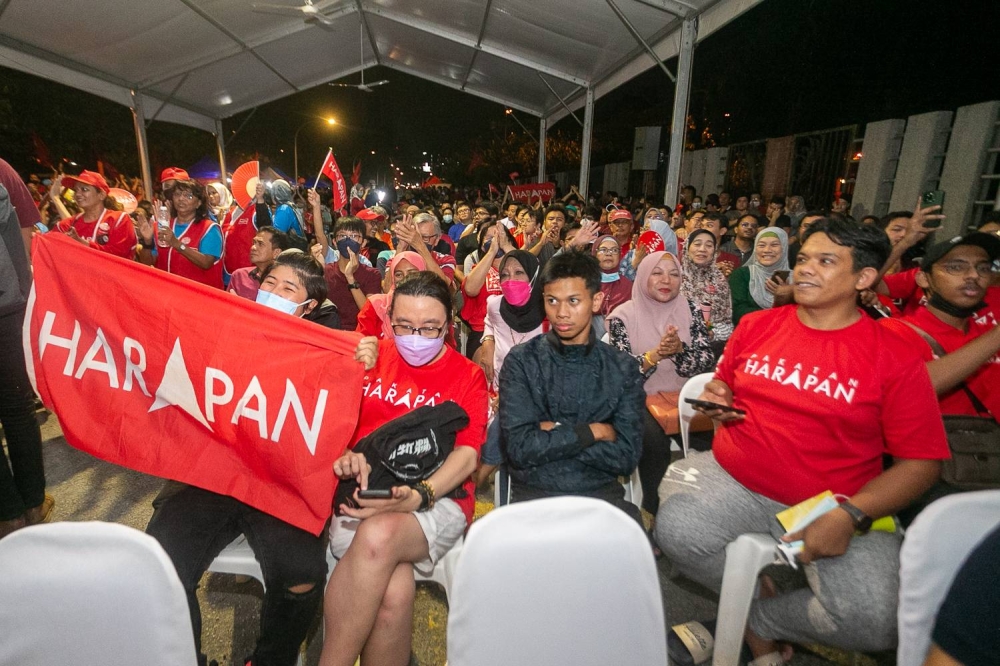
[370,251,426,339]
[607,251,693,394]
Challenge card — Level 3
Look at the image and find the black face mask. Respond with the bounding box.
[928,290,985,319]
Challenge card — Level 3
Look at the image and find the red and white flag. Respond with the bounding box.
[315,148,348,214]
[25,234,365,535]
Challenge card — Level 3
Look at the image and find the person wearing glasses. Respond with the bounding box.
[321,271,488,666]
[137,179,224,288]
[322,217,383,330]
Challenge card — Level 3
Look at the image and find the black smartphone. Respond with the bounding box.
[357,488,393,500]
[772,270,790,282]
[684,397,746,416]
[921,190,945,227]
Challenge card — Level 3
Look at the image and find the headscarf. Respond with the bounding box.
[370,251,426,339]
[607,251,693,394]
[747,227,790,309]
[592,235,622,276]
[271,179,293,205]
[647,220,678,257]
[498,250,545,333]
[681,229,732,340]
[207,182,233,212]
[593,235,632,315]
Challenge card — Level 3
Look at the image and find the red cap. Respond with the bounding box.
[357,207,386,221]
[61,170,110,195]
[608,208,632,223]
[160,167,189,183]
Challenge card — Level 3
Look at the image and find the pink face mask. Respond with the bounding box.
[501,279,532,307]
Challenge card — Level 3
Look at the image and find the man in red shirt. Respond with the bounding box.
[0,158,41,260]
[657,218,949,664]
[884,232,1000,418]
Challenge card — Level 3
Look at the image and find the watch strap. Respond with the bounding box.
[839,500,873,533]
[347,281,361,290]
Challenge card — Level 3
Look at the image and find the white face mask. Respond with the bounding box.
[255,289,312,316]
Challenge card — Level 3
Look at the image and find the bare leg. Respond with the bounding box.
[745,574,791,662]
[319,513,428,666]
[360,563,415,666]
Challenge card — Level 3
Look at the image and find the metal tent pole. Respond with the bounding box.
[538,118,547,183]
[663,17,697,208]
[579,88,595,199]
[214,119,227,186]
[130,89,153,202]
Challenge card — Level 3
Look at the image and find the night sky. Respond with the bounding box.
[0,0,995,185]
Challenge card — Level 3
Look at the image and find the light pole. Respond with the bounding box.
[294,116,336,185]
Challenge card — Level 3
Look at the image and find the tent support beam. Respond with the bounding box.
[538,118,547,183]
[460,0,495,88]
[605,0,677,83]
[663,17,696,207]
[537,73,583,127]
[215,119,227,187]
[130,90,153,203]
[146,72,190,128]
[355,0,381,65]
[633,0,697,17]
[579,88,595,197]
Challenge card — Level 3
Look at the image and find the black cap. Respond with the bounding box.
[919,232,1000,270]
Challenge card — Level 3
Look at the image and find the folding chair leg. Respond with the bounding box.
[712,534,780,666]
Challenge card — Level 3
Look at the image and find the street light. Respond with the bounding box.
[294,116,336,185]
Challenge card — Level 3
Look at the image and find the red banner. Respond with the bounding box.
[507,182,556,203]
[317,149,348,214]
[24,234,364,535]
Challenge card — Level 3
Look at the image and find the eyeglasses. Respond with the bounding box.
[596,247,619,255]
[938,261,993,277]
[420,233,438,243]
[391,323,445,338]
[174,191,197,200]
[608,220,631,227]
[335,233,363,242]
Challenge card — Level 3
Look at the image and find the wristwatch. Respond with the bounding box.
[346,281,361,290]
[838,501,873,534]
[178,243,188,252]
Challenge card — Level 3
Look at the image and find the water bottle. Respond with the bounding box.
[156,205,170,248]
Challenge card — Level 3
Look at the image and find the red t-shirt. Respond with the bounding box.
[882,307,1000,417]
[56,210,138,259]
[429,250,457,282]
[0,158,41,229]
[351,340,488,524]
[883,269,999,324]
[713,305,949,506]
[459,266,501,332]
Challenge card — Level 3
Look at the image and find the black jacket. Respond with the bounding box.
[498,331,645,493]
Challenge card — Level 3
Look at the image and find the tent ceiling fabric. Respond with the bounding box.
[0,0,762,132]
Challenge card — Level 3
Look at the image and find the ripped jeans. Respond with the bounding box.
[146,485,327,666]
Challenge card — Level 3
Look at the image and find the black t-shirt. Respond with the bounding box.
[931,523,1000,666]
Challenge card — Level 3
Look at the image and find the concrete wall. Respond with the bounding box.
[889,110,952,212]
[939,101,1000,236]
[852,119,905,219]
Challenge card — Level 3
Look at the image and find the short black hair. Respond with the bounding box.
[390,271,454,322]
[270,251,328,303]
[801,217,890,272]
[333,216,366,237]
[702,212,727,228]
[477,202,498,217]
[540,250,601,295]
[257,225,290,251]
[771,195,786,207]
[542,203,567,222]
[876,212,911,230]
[559,222,582,242]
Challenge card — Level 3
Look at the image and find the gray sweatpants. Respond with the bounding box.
[654,451,902,652]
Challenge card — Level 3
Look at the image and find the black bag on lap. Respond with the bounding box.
[333,401,469,515]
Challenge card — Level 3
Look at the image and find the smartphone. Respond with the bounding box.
[772,270,790,282]
[921,190,945,227]
[684,398,746,416]
[357,488,393,500]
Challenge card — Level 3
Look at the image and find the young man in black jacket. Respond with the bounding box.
[498,251,645,522]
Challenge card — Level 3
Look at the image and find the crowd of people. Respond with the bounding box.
[1,151,999,666]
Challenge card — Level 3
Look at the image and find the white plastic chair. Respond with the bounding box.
[495,467,643,510]
[711,534,783,666]
[897,490,1000,666]
[0,521,198,666]
[678,371,715,457]
[447,496,666,666]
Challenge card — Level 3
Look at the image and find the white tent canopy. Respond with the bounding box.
[0,0,763,202]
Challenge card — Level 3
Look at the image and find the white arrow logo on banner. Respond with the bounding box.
[148,338,213,431]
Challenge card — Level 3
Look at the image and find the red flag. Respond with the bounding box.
[26,234,365,535]
[351,161,362,186]
[316,148,347,213]
[30,131,53,169]
[506,182,556,203]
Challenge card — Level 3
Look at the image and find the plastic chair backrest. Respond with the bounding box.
[897,490,1000,666]
[678,372,715,457]
[447,496,666,666]
[0,521,198,666]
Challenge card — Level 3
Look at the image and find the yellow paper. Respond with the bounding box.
[776,490,836,532]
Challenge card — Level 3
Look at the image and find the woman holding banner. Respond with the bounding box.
[321,271,488,666]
